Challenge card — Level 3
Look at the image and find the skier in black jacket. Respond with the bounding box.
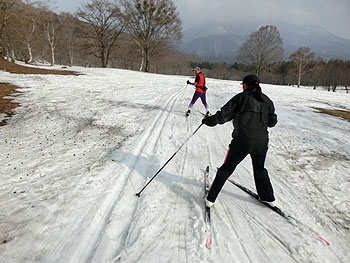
[202,74,278,208]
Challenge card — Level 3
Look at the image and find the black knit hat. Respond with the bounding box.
[241,74,260,87]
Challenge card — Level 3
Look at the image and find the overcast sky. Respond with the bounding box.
[53,0,350,39]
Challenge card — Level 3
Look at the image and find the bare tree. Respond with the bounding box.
[308,58,326,89]
[325,59,346,92]
[76,0,128,68]
[36,9,61,65]
[237,25,283,78]
[13,3,40,63]
[22,18,36,63]
[0,0,18,56]
[343,63,350,93]
[45,14,60,65]
[209,63,229,80]
[58,12,81,66]
[289,47,315,87]
[113,34,142,69]
[121,0,182,72]
[4,28,15,61]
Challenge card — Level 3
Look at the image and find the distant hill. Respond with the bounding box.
[179,21,350,63]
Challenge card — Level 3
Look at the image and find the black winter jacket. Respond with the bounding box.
[209,86,277,154]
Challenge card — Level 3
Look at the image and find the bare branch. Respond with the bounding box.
[237,25,283,77]
[75,0,128,68]
[121,0,182,72]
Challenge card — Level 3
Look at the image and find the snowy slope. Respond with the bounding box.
[0,67,349,263]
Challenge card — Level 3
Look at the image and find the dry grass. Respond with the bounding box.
[0,83,21,111]
[0,83,21,126]
[313,107,350,121]
[0,57,78,75]
[0,57,78,126]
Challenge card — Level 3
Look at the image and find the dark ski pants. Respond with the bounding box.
[188,91,208,111]
[207,148,275,203]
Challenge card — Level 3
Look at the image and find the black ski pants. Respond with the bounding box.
[207,148,275,203]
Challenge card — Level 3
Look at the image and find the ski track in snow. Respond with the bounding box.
[0,66,349,263]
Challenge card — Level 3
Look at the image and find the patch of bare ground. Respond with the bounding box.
[0,57,78,75]
[0,57,79,126]
[313,107,350,121]
[0,83,21,126]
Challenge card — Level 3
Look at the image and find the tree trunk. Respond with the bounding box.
[26,42,32,64]
[69,53,73,67]
[101,55,105,68]
[50,45,55,66]
[68,45,74,66]
[6,39,15,62]
[139,49,144,71]
[101,48,107,68]
[10,49,15,62]
[256,68,261,78]
[297,64,303,87]
[0,16,8,57]
[297,74,301,87]
[144,48,150,72]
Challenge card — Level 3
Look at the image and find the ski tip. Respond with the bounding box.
[205,238,212,249]
[317,237,330,246]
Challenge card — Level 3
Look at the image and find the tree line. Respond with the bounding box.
[192,59,350,92]
[0,0,186,73]
[0,0,349,90]
[194,25,350,91]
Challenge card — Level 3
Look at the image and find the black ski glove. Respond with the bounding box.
[202,115,217,127]
[187,80,191,84]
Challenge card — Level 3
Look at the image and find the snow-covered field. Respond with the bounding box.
[0,66,349,263]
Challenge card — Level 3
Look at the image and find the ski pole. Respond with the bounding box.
[136,123,203,197]
[182,84,188,100]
